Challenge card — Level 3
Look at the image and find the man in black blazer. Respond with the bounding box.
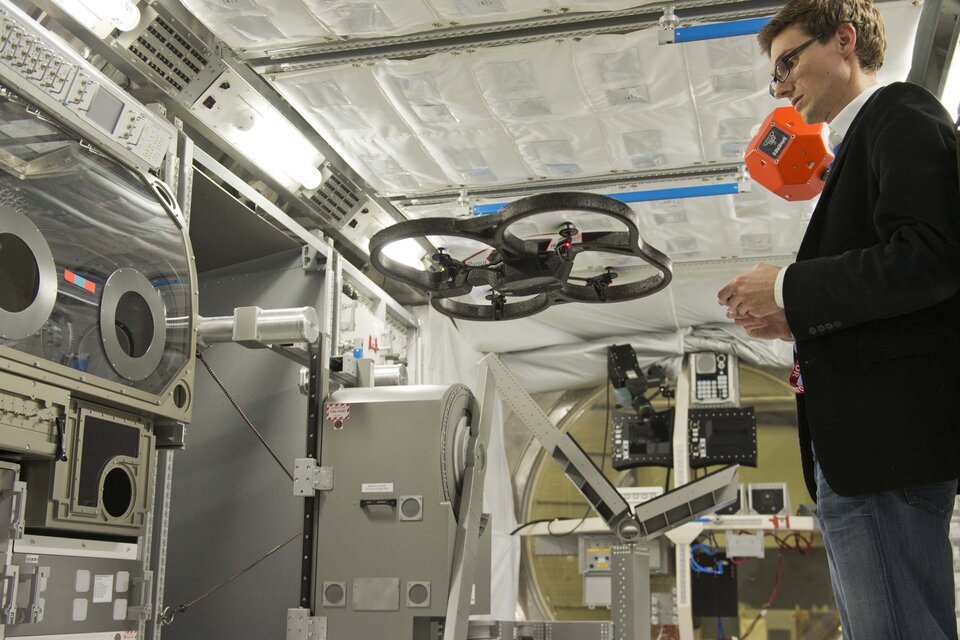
[718,0,960,637]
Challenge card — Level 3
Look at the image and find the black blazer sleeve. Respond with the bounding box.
[784,84,960,341]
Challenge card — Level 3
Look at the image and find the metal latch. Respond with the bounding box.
[286,608,326,640]
[128,570,153,621]
[293,459,333,496]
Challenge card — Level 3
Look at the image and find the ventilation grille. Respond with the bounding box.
[308,169,365,228]
[129,15,208,94]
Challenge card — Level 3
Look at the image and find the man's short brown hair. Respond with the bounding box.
[757,0,886,73]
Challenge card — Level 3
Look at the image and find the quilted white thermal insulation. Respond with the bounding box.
[181,0,663,50]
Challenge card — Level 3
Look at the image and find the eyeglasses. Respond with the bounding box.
[768,21,859,98]
[768,32,823,97]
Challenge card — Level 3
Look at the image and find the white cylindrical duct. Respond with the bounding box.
[374,364,408,387]
[255,307,320,343]
[196,316,234,343]
[198,306,320,346]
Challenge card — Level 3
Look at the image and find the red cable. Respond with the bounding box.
[740,548,784,639]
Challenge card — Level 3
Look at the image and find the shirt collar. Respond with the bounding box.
[827,84,884,150]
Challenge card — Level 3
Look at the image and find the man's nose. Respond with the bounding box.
[772,79,791,100]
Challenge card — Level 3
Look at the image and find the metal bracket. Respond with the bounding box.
[18,566,47,624]
[286,608,326,639]
[299,366,310,395]
[302,245,326,272]
[155,421,187,450]
[233,306,263,349]
[8,482,25,541]
[0,565,19,625]
[293,459,333,496]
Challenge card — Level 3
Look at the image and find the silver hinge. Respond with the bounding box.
[293,459,333,497]
[286,608,326,640]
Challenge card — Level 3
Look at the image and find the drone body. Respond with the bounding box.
[369,192,673,321]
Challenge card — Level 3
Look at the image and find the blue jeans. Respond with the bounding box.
[814,448,958,639]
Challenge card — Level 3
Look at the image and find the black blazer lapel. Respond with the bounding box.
[794,88,885,260]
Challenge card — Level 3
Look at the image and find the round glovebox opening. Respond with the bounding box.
[0,232,40,313]
[100,268,167,381]
[115,291,155,358]
[173,382,190,409]
[102,467,134,518]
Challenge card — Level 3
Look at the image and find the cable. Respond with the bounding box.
[514,383,614,538]
[547,507,591,537]
[548,385,613,538]
[509,518,556,536]
[662,391,676,492]
[161,530,302,625]
[197,350,294,482]
[690,543,724,575]
[740,547,785,639]
[767,531,815,555]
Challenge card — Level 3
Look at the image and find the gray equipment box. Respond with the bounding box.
[22,401,155,537]
[314,384,490,640]
[578,534,669,608]
[5,536,149,637]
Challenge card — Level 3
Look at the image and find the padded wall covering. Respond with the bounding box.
[180,0,663,48]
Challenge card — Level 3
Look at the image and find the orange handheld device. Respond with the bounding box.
[745,106,834,201]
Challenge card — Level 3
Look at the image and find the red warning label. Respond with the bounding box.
[326,403,350,430]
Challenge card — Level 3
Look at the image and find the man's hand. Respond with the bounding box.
[717,262,782,318]
[728,309,793,341]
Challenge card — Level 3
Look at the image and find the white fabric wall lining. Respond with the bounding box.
[179,0,665,49]
[267,1,919,201]
[410,300,790,620]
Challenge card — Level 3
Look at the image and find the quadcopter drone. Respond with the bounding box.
[369,192,673,321]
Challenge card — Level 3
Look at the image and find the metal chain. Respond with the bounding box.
[160,530,302,625]
[196,350,294,482]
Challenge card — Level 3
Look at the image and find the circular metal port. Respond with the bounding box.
[100,268,166,381]
[0,211,57,339]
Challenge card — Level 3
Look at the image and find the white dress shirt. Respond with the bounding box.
[773,83,885,309]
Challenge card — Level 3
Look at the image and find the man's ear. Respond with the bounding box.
[836,22,858,58]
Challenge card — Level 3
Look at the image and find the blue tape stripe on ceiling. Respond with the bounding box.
[673,16,772,43]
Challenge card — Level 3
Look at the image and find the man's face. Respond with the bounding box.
[769,25,841,124]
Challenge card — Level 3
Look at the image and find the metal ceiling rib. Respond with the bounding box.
[253,0,788,72]
[390,163,745,207]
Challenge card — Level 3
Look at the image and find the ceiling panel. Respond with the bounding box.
[267,0,920,202]
[179,0,663,50]
[174,0,924,335]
